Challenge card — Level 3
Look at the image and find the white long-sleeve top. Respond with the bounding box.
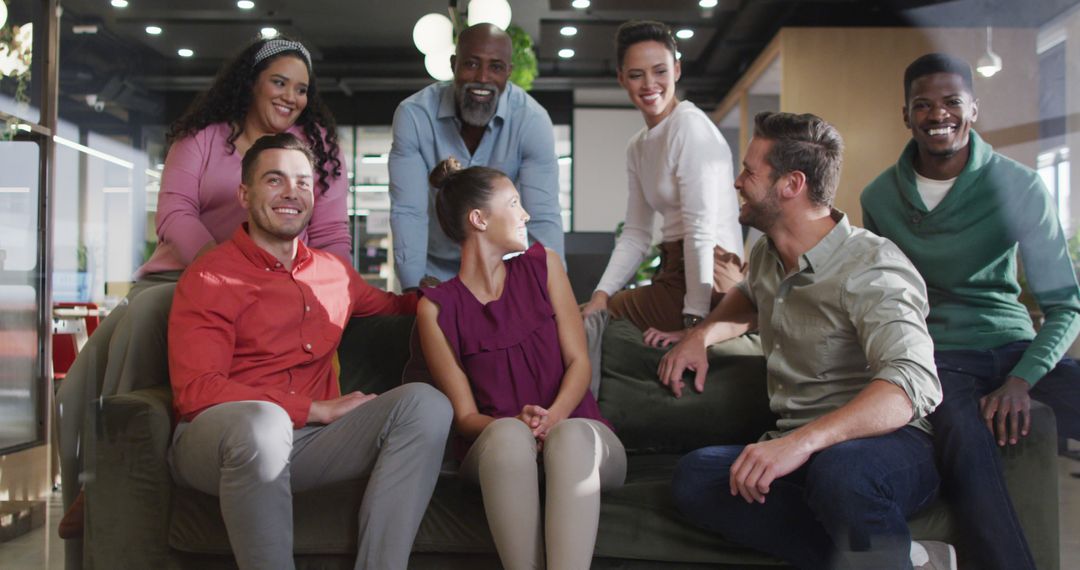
[595,101,743,318]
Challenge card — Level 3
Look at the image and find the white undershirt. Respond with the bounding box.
[914,171,956,211]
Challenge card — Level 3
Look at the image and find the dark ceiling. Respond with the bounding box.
[51,0,1080,135]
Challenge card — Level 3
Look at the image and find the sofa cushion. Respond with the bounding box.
[337,315,416,395]
[598,319,776,454]
[169,454,958,566]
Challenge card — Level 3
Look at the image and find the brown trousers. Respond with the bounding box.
[608,240,746,332]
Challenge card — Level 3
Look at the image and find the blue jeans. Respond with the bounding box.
[931,341,1080,570]
[672,426,939,570]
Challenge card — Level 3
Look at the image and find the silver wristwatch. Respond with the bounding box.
[682,314,703,329]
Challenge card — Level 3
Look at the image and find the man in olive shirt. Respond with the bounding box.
[660,112,947,569]
[861,53,1080,570]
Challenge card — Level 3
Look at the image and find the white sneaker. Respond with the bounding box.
[910,540,958,570]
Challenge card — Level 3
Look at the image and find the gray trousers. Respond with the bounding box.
[169,383,452,570]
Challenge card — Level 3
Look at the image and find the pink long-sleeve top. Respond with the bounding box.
[136,122,351,278]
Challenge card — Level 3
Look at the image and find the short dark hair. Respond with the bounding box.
[615,20,677,69]
[429,158,508,244]
[241,133,315,185]
[753,112,844,207]
[904,53,975,103]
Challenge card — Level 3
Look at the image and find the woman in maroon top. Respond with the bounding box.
[417,158,626,569]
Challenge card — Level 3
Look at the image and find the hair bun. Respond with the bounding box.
[429,156,463,190]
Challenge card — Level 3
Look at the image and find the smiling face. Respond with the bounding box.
[246,55,309,135]
[452,26,512,127]
[239,148,315,248]
[617,40,681,128]
[734,137,783,232]
[904,72,978,170]
[476,176,530,251]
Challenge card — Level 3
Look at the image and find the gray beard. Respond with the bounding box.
[456,82,500,127]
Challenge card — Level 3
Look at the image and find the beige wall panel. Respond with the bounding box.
[779,27,1038,227]
[0,445,51,501]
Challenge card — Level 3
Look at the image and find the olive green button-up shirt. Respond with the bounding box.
[735,211,941,440]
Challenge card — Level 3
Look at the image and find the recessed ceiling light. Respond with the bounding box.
[177,48,194,57]
[676,29,694,39]
[110,0,128,7]
[260,27,278,39]
[676,51,683,60]
[145,25,162,35]
[571,0,590,9]
[699,0,719,7]
[237,0,255,9]
[560,26,578,36]
[558,48,575,59]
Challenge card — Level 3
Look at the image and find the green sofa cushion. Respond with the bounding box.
[337,315,417,395]
[598,319,776,454]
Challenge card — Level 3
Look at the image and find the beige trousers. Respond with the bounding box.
[460,417,627,570]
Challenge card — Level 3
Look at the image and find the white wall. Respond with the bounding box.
[571,108,645,232]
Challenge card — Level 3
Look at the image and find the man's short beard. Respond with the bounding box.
[456,81,500,127]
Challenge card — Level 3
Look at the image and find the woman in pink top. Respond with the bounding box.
[57,36,350,536]
[143,37,349,274]
[417,158,626,570]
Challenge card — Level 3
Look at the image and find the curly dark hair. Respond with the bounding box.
[166,36,342,194]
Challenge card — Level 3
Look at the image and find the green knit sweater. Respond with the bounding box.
[861,131,1080,384]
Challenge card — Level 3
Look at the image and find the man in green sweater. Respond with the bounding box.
[861,53,1080,570]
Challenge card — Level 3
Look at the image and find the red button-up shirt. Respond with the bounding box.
[168,225,417,428]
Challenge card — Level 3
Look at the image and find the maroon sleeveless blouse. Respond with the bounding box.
[421,243,610,431]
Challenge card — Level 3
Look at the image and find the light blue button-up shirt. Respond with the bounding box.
[389,82,564,288]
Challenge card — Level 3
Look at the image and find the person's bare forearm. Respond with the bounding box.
[699,286,756,344]
[784,380,914,455]
[549,356,590,418]
[456,412,496,441]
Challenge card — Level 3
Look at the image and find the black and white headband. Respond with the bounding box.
[253,39,312,68]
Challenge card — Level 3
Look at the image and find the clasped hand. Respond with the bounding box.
[515,404,566,450]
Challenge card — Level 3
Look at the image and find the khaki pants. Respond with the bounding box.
[460,417,626,570]
[609,241,745,332]
[169,384,452,570]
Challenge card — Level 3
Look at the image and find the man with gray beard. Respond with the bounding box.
[389,23,564,289]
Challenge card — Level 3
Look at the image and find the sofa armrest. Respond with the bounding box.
[1001,400,1059,570]
[86,385,176,569]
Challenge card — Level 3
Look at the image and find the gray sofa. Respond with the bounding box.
[85,315,1061,569]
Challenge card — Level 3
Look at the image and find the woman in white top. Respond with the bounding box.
[581,20,744,335]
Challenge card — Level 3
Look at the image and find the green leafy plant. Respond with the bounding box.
[507,24,537,91]
[0,15,32,140]
[615,221,661,286]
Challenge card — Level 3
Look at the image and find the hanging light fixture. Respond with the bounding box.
[413,12,456,81]
[976,25,1002,78]
[412,13,455,56]
[424,50,454,81]
[467,0,512,31]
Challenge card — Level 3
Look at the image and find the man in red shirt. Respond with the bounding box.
[167,133,452,570]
